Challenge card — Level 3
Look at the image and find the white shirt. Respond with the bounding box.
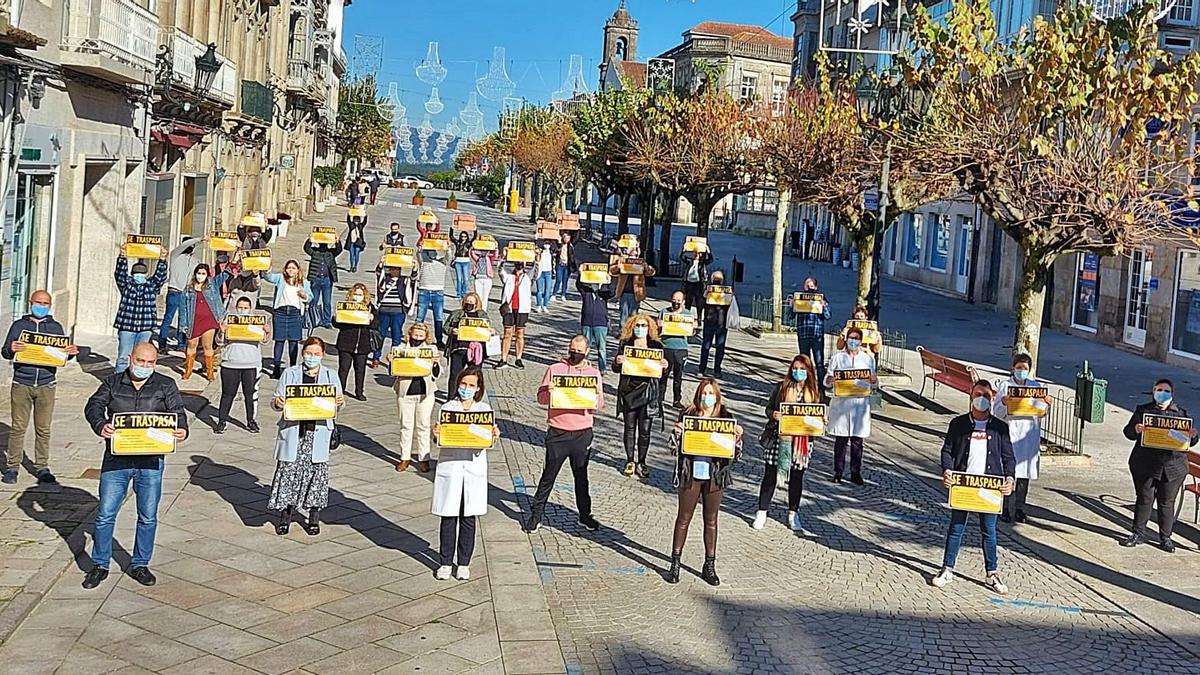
[966,418,989,474]
[538,248,553,273]
[278,283,304,309]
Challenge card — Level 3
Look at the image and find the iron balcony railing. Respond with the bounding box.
[62,0,158,73]
[240,80,273,124]
[162,26,237,105]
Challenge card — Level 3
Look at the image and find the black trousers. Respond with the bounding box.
[623,405,652,463]
[1003,478,1030,519]
[447,351,469,398]
[833,436,863,477]
[1131,467,1186,540]
[217,367,258,424]
[660,348,687,403]
[683,281,704,312]
[530,428,593,520]
[439,494,477,566]
[338,351,368,396]
[758,465,805,511]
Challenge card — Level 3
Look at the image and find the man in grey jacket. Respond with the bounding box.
[158,235,205,353]
[416,248,449,347]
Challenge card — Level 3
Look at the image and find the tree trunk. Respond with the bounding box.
[658,191,675,273]
[771,189,793,333]
[528,173,541,223]
[639,185,656,256]
[855,232,875,311]
[1013,248,1051,374]
[617,193,631,236]
[585,183,595,233]
[695,198,715,237]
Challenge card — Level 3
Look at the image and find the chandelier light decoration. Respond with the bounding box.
[551,54,589,103]
[417,115,435,163]
[459,91,484,127]
[425,86,444,115]
[415,41,447,85]
[476,46,516,101]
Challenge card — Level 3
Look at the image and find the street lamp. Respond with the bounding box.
[194,43,223,99]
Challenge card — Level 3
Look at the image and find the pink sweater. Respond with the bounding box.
[537,360,605,431]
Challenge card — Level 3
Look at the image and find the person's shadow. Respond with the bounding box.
[17,485,108,573]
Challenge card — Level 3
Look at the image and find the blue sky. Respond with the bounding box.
[344,0,797,133]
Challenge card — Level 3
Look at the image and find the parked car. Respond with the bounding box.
[399,175,434,190]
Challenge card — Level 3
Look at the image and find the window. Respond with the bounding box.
[929,214,950,272]
[1169,0,1194,23]
[1164,35,1195,55]
[737,188,779,214]
[905,213,923,266]
[740,73,758,102]
[1073,253,1101,331]
[772,79,787,117]
[1171,251,1200,356]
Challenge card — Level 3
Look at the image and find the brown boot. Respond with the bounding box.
[417,460,431,473]
[395,459,410,472]
[182,351,196,380]
[204,353,216,382]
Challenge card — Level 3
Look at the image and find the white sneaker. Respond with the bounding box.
[985,573,1008,595]
[930,568,954,588]
[455,566,470,580]
[435,565,452,580]
[788,511,802,532]
[751,511,767,530]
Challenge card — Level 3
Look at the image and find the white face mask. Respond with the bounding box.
[971,396,991,412]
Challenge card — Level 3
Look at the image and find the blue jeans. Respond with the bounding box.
[311,276,334,326]
[348,243,364,271]
[157,290,184,348]
[797,335,826,385]
[453,261,472,299]
[619,294,639,328]
[376,310,407,360]
[91,462,164,569]
[942,509,999,573]
[700,323,727,374]
[416,289,445,343]
[553,263,570,299]
[116,330,153,374]
[582,325,608,371]
[536,271,552,307]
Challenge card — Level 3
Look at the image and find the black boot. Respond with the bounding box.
[701,556,720,586]
[666,552,681,584]
[272,363,282,379]
[275,507,291,535]
[305,508,321,535]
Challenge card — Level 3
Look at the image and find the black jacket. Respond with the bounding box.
[614,338,663,412]
[577,278,613,328]
[332,303,381,355]
[940,413,1016,478]
[680,250,713,284]
[672,406,739,489]
[304,239,343,282]
[3,315,73,387]
[84,371,189,471]
[1123,401,1196,480]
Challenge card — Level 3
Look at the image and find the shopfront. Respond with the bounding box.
[1170,249,1200,360]
[1071,252,1101,332]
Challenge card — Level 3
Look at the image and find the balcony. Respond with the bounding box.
[61,0,156,83]
[0,0,48,49]
[240,80,273,124]
[162,27,237,106]
[287,58,314,93]
[684,36,793,64]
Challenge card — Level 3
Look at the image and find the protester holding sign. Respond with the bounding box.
[445,293,491,395]
[496,262,533,369]
[269,337,345,536]
[82,342,189,589]
[931,380,1015,593]
[392,323,441,474]
[577,276,613,371]
[264,261,312,379]
[698,271,737,378]
[1121,378,1198,553]
[416,210,442,247]
[679,243,713,311]
[755,355,822,532]
[666,379,743,585]
[303,236,343,328]
[431,367,499,580]
[836,306,881,356]
[380,221,405,250]
[469,244,499,310]
[611,252,656,328]
[528,335,605,533]
[992,354,1050,523]
[535,241,555,312]
[452,231,476,299]
[179,259,237,382]
[553,232,577,301]
[416,246,451,347]
[214,296,269,435]
[331,283,380,401]
[824,327,877,484]
[376,264,414,364]
[658,291,695,409]
[113,246,169,374]
[794,277,831,386]
[2,290,78,484]
[614,315,668,479]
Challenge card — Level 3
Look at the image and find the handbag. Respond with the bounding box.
[758,419,779,451]
[620,380,655,411]
[330,424,342,450]
[369,329,384,355]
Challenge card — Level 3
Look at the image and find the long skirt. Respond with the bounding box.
[267,431,330,510]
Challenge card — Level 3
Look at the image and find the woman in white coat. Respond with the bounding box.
[393,322,441,474]
[992,353,1049,523]
[823,326,877,485]
[431,366,499,581]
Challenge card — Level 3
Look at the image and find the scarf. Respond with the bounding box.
[467,341,484,365]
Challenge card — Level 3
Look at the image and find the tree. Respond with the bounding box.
[905,0,1200,370]
[570,89,648,237]
[510,107,577,218]
[336,75,393,165]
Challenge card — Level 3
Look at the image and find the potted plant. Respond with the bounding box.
[447,192,458,210]
[412,189,425,206]
[275,213,291,238]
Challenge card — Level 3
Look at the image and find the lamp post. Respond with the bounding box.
[193,43,222,98]
[156,41,224,113]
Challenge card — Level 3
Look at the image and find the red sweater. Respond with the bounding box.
[537,360,605,431]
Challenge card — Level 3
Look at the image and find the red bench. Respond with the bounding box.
[916,345,980,399]
[1176,451,1200,524]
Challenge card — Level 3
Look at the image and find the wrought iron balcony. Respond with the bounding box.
[287,57,314,93]
[61,0,157,82]
[162,27,237,105]
[240,80,273,124]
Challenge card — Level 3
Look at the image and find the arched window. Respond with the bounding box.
[615,37,627,61]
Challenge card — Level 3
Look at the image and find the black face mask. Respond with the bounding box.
[567,351,586,365]
[464,305,477,314]
[671,301,683,310]
[410,337,425,346]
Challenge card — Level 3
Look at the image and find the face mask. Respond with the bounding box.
[351,296,364,303]
[633,326,648,339]
[30,305,50,319]
[567,351,585,365]
[543,244,551,250]
[846,339,861,351]
[712,279,724,286]
[129,365,154,380]
[1154,390,1173,405]
[302,355,322,368]
[410,337,425,346]
[463,304,477,313]
[1013,368,1030,381]
[791,368,807,382]
[132,273,148,284]
[195,274,208,283]
[971,396,991,412]
[671,301,683,310]
[234,307,251,316]
[700,394,717,409]
[458,386,477,401]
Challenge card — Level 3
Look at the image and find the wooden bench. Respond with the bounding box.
[1176,451,1200,524]
[915,345,980,399]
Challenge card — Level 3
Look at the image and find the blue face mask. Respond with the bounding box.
[791,368,807,382]
[302,355,322,368]
[700,394,718,409]
[30,305,50,319]
[132,273,148,284]
[1154,390,1173,405]
[459,386,478,401]
[129,365,154,380]
[1014,368,1030,381]
[846,339,861,351]
[633,326,648,339]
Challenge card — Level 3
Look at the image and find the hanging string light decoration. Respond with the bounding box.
[433,118,458,163]
[416,115,435,163]
[425,86,444,115]
[459,91,484,128]
[551,54,590,102]
[476,46,516,101]
[415,41,447,85]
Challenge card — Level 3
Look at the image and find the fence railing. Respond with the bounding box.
[878,328,907,375]
[749,294,796,332]
[63,0,158,73]
[1040,388,1083,453]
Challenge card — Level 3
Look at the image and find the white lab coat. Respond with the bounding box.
[992,377,1042,480]
[825,350,875,438]
[431,399,492,517]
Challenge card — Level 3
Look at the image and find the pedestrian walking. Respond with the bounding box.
[2,290,79,484]
[269,337,345,536]
[444,293,491,395]
[345,212,368,273]
[527,336,604,533]
[993,354,1050,523]
[157,235,205,353]
[82,342,189,589]
[370,173,382,205]
[375,265,414,364]
[553,232,576,301]
[679,245,712,311]
[611,250,656,328]
[535,241,554,312]
[416,247,450,346]
[113,246,169,374]
[665,378,743,586]
[824,326,877,484]
[698,271,737,378]
[755,354,821,532]
[1120,378,1198,553]
[264,260,312,379]
[393,323,440,474]
[232,221,270,301]
[432,366,499,580]
[214,296,267,434]
[578,277,613,371]
[452,230,476,299]
[332,283,380,401]
[931,380,1015,593]
[658,290,694,409]
[304,236,343,328]
[179,261,234,382]
[496,262,532,369]
[614,314,667,479]
[794,276,831,385]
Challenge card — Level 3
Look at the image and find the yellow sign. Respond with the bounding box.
[111,413,178,456]
[1141,413,1193,451]
[618,258,646,275]
[846,319,881,346]
[579,263,610,285]
[335,302,371,325]
[472,235,498,252]
[225,314,267,342]
[683,236,708,253]
[210,231,241,252]
[310,226,338,245]
[241,213,267,229]
[453,214,477,231]
[283,384,338,421]
[383,246,415,268]
[458,317,492,343]
[391,346,436,377]
[778,402,826,437]
[421,232,450,251]
[661,313,695,338]
[418,212,439,225]
[621,346,663,378]
[13,331,70,367]
[242,249,271,271]
[1007,385,1049,418]
[947,472,1005,514]
[833,369,873,398]
[549,374,600,410]
[556,213,581,230]
[681,416,737,459]
[349,206,366,218]
[125,234,163,259]
[705,285,734,306]
[617,234,638,249]
[792,292,825,314]
[506,241,536,263]
[536,221,560,240]
[438,409,495,449]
